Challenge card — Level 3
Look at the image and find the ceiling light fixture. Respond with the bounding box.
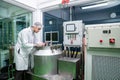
[82,2,108,9]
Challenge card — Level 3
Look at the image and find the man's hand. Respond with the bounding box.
[35,42,45,47]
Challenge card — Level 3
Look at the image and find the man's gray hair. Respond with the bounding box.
[32,22,42,27]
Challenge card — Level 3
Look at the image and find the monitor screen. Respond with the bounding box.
[66,24,75,32]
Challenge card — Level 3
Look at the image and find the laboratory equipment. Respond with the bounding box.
[27,46,62,80]
[63,20,84,58]
[63,20,84,47]
[85,23,120,80]
[63,20,84,59]
[58,57,80,79]
[33,46,61,76]
[58,20,84,80]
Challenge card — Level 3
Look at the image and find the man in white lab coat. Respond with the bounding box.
[14,22,45,80]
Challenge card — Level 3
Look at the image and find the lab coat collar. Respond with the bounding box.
[28,27,34,33]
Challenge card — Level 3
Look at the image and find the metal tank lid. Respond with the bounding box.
[34,46,62,56]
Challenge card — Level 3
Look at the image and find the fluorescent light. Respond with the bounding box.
[82,2,108,9]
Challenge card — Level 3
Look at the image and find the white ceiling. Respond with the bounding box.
[39,0,120,12]
[78,0,120,12]
[0,0,120,19]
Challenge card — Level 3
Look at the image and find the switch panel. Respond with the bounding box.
[86,23,120,48]
[63,20,84,46]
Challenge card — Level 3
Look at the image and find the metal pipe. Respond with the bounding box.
[70,6,72,21]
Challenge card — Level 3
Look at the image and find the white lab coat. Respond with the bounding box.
[14,27,40,70]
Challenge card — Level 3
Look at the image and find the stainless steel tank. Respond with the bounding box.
[33,46,62,76]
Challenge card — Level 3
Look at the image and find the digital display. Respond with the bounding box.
[66,24,75,32]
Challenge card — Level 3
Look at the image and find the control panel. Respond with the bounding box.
[86,23,120,48]
[63,20,84,46]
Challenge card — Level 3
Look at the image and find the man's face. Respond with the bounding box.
[34,26,41,33]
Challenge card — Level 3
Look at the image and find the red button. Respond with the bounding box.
[109,38,115,43]
[99,40,103,43]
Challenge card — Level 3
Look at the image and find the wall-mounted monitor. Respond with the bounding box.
[66,24,75,32]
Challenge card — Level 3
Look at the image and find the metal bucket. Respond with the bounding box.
[33,46,62,76]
